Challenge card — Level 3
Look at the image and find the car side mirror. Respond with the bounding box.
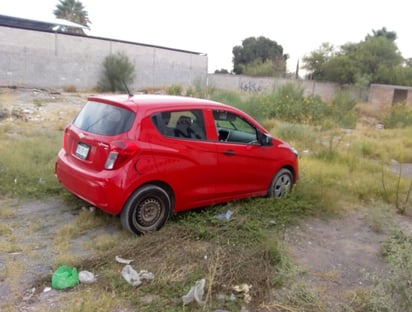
[258,131,273,146]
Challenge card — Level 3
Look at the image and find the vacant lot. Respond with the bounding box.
[1,87,412,311]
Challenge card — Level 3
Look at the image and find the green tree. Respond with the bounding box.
[303,28,406,85]
[53,0,91,34]
[97,52,135,92]
[365,26,397,41]
[232,36,288,76]
[354,36,403,83]
[302,42,335,80]
[322,54,358,84]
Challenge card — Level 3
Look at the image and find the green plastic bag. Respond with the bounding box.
[51,265,79,290]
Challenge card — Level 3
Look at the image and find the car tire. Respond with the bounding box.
[268,168,293,198]
[121,185,172,235]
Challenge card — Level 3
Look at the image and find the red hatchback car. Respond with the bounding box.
[55,94,298,235]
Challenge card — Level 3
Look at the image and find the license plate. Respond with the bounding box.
[75,143,90,160]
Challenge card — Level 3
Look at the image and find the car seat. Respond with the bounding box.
[174,116,201,139]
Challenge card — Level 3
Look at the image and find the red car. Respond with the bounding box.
[55,94,298,235]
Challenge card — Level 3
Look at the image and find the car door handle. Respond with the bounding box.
[223,150,236,156]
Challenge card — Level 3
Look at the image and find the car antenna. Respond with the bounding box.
[122,81,133,98]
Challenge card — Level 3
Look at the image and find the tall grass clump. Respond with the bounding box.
[383,102,412,128]
[185,78,214,99]
[165,84,184,95]
[97,52,135,92]
[271,122,318,151]
[210,90,244,108]
[330,91,358,128]
[0,128,62,197]
[247,83,359,128]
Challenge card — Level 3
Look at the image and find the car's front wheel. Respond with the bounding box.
[268,168,294,198]
[121,185,172,235]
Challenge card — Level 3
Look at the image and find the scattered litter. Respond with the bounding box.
[23,287,35,301]
[233,283,251,293]
[233,283,252,304]
[79,270,96,284]
[115,255,134,264]
[51,265,79,290]
[182,278,206,305]
[121,264,154,287]
[81,206,95,212]
[43,287,52,293]
[216,293,236,302]
[214,210,233,221]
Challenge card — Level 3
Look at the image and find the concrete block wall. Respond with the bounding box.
[369,84,412,110]
[208,74,363,102]
[0,26,208,91]
[4,25,405,109]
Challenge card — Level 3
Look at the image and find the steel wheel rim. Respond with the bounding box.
[136,198,163,227]
[273,174,292,197]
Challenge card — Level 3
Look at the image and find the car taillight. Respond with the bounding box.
[104,140,139,170]
[63,128,70,151]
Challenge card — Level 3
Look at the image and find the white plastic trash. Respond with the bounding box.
[115,255,134,264]
[78,270,96,284]
[121,265,154,287]
[215,210,233,221]
[182,278,206,305]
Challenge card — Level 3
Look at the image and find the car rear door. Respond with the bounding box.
[146,109,219,211]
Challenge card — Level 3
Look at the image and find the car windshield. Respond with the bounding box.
[73,101,135,136]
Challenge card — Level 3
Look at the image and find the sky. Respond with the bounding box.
[2,0,412,73]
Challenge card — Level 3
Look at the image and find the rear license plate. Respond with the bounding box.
[75,142,90,160]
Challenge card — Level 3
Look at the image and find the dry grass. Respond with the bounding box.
[0,91,17,106]
[18,220,291,311]
[2,88,412,311]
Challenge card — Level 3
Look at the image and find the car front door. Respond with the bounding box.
[212,110,277,200]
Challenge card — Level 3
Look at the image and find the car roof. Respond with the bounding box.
[87,94,232,112]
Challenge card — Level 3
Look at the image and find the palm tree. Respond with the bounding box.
[53,0,91,34]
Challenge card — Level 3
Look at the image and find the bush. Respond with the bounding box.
[210,90,243,107]
[329,91,358,128]
[185,78,211,98]
[383,102,412,128]
[166,84,184,95]
[97,52,135,92]
[254,83,328,124]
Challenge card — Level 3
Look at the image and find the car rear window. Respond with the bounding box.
[73,101,135,136]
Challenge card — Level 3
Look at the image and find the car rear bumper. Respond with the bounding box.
[55,149,125,214]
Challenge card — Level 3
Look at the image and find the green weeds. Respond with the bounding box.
[383,102,412,128]
[2,85,412,310]
[0,127,62,197]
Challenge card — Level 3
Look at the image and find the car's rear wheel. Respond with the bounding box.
[121,185,171,235]
[268,168,293,198]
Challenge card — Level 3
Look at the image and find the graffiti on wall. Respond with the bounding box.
[239,80,262,92]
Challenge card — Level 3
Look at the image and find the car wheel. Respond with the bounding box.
[268,168,293,198]
[121,185,171,235]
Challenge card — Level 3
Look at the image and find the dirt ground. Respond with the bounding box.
[1,87,412,311]
[285,210,388,308]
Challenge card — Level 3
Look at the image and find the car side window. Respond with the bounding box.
[213,110,259,144]
[151,109,206,140]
